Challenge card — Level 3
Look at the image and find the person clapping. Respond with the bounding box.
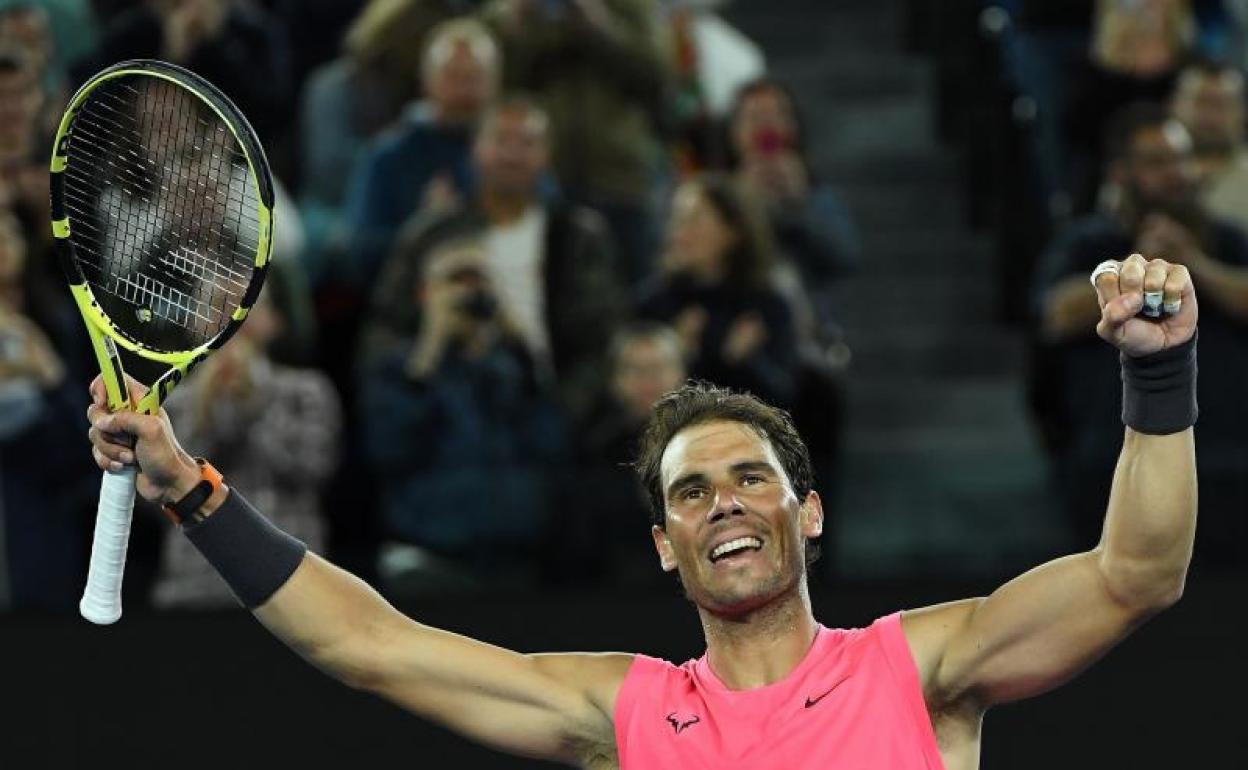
[638,174,797,408]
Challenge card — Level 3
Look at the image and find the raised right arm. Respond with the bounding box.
[255,552,631,762]
[86,377,631,766]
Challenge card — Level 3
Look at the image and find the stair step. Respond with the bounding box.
[845,377,1031,434]
[840,325,1023,377]
[832,444,1062,577]
[726,0,904,56]
[842,178,964,229]
[836,282,999,327]
[856,229,993,270]
[823,150,960,185]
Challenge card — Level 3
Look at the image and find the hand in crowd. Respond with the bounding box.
[722,312,768,364]
[407,267,501,379]
[0,310,64,386]
[673,305,707,358]
[187,338,258,426]
[739,152,809,205]
[161,0,230,63]
[1091,253,1197,358]
[1135,213,1199,263]
[1096,0,1180,76]
[421,173,463,218]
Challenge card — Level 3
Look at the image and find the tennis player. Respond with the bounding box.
[86,254,1198,769]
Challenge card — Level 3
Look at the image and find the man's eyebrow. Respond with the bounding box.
[666,462,777,497]
[730,460,777,475]
[666,472,708,498]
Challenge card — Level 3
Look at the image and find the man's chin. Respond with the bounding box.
[693,571,797,617]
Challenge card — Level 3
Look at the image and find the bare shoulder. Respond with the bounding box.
[899,599,983,702]
[531,652,637,721]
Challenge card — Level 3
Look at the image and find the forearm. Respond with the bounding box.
[1097,428,1196,609]
[254,553,411,690]
[179,482,410,690]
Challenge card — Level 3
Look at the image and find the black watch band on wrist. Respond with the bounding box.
[163,458,223,525]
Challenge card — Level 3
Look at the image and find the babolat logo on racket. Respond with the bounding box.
[137,308,153,323]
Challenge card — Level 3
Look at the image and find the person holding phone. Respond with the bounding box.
[359,232,567,586]
[726,78,860,353]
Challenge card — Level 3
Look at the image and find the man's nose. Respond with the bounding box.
[705,487,744,523]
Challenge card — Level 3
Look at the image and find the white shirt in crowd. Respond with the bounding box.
[485,206,551,367]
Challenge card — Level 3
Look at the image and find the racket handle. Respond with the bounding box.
[79,466,138,625]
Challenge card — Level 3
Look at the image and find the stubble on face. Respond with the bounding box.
[657,421,810,618]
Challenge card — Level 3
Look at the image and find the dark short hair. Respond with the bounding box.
[1103,101,1177,164]
[479,93,549,139]
[636,381,814,529]
[608,321,683,372]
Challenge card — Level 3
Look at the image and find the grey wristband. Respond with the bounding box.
[183,489,307,608]
[1121,332,1198,435]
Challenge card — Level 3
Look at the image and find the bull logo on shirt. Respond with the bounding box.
[665,712,701,734]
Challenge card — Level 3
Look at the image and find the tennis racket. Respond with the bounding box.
[50,59,273,624]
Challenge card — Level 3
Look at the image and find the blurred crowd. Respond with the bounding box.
[4,0,1247,614]
[942,0,1248,570]
[0,0,859,610]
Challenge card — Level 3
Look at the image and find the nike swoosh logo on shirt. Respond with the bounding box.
[804,676,852,708]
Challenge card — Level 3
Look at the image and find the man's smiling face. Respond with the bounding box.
[652,420,823,616]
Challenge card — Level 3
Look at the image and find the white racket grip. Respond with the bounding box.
[79,466,138,625]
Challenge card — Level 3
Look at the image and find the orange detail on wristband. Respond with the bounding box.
[162,458,224,524]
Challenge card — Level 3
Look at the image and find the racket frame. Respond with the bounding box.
[51,58,275,415]
[49,59,275,622]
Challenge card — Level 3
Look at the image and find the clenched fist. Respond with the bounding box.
[1090,253,1198,358]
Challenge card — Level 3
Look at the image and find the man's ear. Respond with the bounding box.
[652,525,677,572]
[799,491,824,539]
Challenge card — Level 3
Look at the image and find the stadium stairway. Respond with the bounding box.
[723,0,1069,578]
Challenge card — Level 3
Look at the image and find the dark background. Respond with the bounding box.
[2,572,1242,768]
[2,0,1247,766]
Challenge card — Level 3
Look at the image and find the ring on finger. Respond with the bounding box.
[1090,260,1120,287]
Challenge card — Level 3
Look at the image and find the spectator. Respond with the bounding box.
[72,0,294,154]
[664,0,765,173]
[340,16,499,288]
[728,77,860,338]
[1170,58,1248,232]
[1,1,97,94]
[546,321,687,585]
[156,272,342,607]
[638,173,798,408]
[364,96,624,418]
[1033,103,1248,568]
[0,209,92,611]
[1064,0,1195,213]
[0,48,49,232]
[483,0,670,285]
[359,233,566,587]
[0,3,61,111]
[297,0,466,280]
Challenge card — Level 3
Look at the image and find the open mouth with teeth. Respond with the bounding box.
[709,537,764,564]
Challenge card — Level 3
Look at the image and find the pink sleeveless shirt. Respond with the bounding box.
[613,613,946,769]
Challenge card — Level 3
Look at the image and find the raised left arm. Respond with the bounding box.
[905,253,1198,711]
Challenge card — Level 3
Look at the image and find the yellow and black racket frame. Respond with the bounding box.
[49,59,274,415]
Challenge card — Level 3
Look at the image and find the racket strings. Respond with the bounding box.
[63,74,261,352]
